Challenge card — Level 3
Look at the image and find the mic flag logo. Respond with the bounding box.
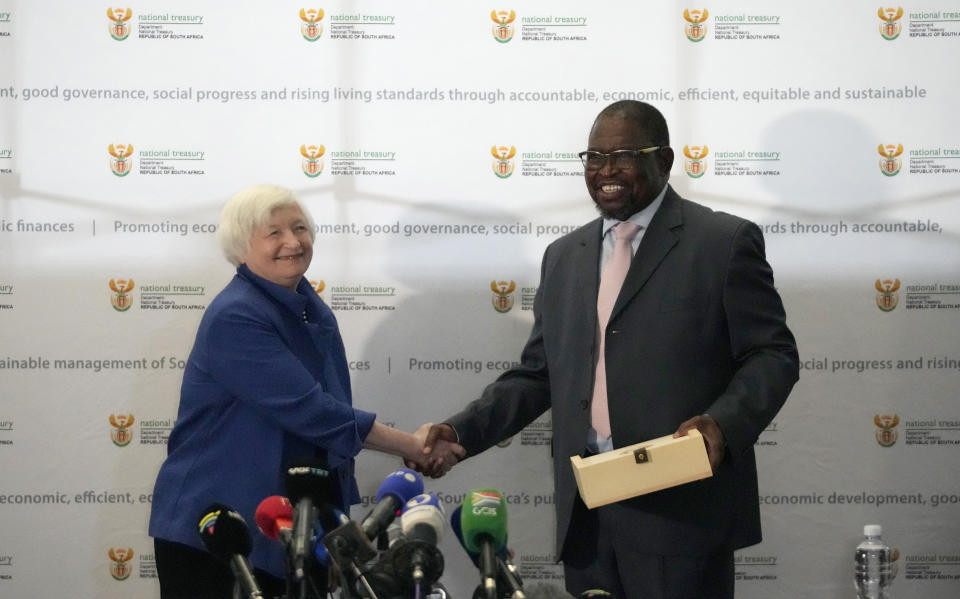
[683,9,709,42]
[109,278,135,312]
[109,414,135,447]
[491,145,517,178]
[874,414,900,447]
[683,145,709,178]
[301,144,325,177]
[469,490,502,516]
[491,10,516,43]
[875,278,900,312]
[108,547,134,581]
[490,280,516,313]
[878,7,903,40]
[107,7,132,41]
[300,8,324,42]
[878,143,903,176]
[108,143,134,177]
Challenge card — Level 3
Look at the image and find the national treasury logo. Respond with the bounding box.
[108,547,134,581]
[109,413,136,447]
[878,7,903,40]
[875,278,900,312]
[311,280,326,302]
[108,143,135,177]
[300,144,326,177]
[490,280,516,313]
[874,413,900,447]
[109,278,136,311]
[491,145,517,178]
[300,8,324,41]
[683,9,709,42]
[683,145,709,178]
[107,7,133,41]
[491,10,517,43]
[878,143,903,176]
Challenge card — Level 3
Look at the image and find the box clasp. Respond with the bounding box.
[633,447,649,464]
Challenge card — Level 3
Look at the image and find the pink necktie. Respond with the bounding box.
[591,221,641,439]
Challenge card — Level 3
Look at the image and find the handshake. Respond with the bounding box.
[408,422,465,478]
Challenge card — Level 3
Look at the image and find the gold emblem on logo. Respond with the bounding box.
[491,10,516,43]
[874,414,899,447]
[683,9,709,42]
[301,144,325,177]
[878,7,903,40]
[311,280,326,294]
[108,143,134,177]
[109,414,135,447]
[300,8,324,42]
[683,145,709,178]
[107,7,133,41]
[875,278,900,312]
[108,547,134,581]
[877,143,903,176]
[490,280,516,313]
[109,278,135,312]
[491,145,517,178]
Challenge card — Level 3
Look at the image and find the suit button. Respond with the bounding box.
[579,400,588,410]
[609,329,620,335]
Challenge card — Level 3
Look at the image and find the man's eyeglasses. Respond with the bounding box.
[578,147,662,171]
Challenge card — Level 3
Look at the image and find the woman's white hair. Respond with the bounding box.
[217,184,317,266]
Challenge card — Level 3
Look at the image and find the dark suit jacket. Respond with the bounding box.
[447,185,799,557]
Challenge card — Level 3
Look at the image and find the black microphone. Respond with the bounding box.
[198,503,264,599]
[285,460,336,581]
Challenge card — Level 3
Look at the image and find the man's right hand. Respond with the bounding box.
[405,423,462,477]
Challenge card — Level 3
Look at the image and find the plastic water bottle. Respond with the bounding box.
[854,524,892,599]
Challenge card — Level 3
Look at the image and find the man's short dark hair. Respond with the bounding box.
[595,101,670,147]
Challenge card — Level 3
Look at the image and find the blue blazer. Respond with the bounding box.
[149,264,375,577]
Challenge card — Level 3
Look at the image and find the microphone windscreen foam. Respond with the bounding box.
[459,489,508,554]
[198,503,253,561]
[254,495,293,540]
[374,468,424,503]
[285,459,336,505]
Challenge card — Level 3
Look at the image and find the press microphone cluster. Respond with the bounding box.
[197,464,530,599]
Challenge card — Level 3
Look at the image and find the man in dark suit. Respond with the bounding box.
[420,101,799,598]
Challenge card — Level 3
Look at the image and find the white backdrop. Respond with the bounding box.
[1,2,959,598]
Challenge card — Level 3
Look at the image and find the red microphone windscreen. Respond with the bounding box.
[254,495,293,540]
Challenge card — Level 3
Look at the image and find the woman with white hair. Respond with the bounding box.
[148,185,462,598]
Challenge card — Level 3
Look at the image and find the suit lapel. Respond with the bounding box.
[573,218,603,328]
[610,186,683,322]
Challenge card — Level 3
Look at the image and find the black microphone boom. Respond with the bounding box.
[285,460,337,581]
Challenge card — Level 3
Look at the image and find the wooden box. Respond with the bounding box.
[570,430,713,509]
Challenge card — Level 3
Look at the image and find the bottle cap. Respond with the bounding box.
[863,524,882,536]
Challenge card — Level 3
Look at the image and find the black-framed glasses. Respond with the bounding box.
[577,146,662,170]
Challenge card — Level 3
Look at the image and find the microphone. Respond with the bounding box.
[451,505,524,598]
[254,495,293,545]
[285,460,336,581]
[197,503,264,599]
[460,489,509,599]
[313,507,349,566]
[391,493,446,588]
[360,468,424,541]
